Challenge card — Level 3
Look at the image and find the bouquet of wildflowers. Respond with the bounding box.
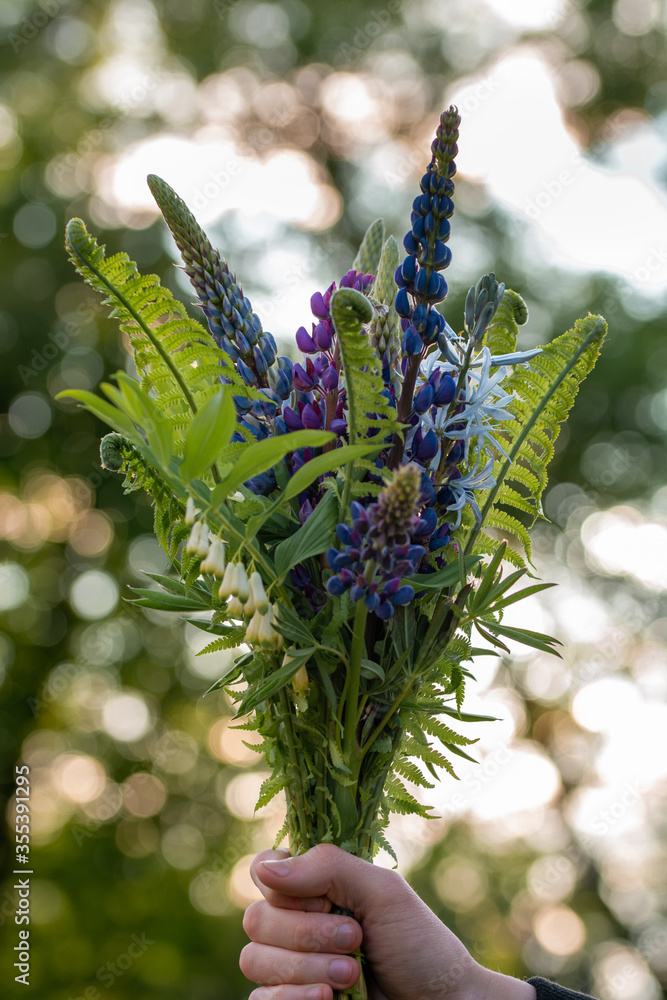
[62,106,605,1000]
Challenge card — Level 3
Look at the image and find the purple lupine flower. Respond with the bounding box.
[325,464,433,618]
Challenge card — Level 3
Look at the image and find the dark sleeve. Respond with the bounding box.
[528,977,597,1000]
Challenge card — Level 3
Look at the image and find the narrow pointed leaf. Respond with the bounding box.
[181,387,235,481]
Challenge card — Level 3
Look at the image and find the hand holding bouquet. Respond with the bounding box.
[62,105,606,1000]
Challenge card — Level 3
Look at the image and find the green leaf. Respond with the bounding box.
[127,587,210,612]
[114,372,173,468]
[489,581,557,611]
[272,605,318,646]
[181,387,235,482]
[407,556,482,592]
[479,620,563,656]
[245,443,382,541]
[211,429,334,505]
[274,490,338,579]
[360,659,385,681]
[204,657,245,695]
[235,647,315,717]
[56,389,141,443]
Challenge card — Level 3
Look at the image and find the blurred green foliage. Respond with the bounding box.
[0,1,666,998]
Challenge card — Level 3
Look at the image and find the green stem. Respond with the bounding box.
[343,600,369,763]
[387,354,421,470]
[278,687,311,850]
[358,678,413,762]
[339,460,354,524]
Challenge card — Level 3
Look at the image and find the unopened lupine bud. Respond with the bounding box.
[184,496,197,525]
[200,538,226,577]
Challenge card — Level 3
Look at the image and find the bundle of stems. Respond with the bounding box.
[61,106,606,1000]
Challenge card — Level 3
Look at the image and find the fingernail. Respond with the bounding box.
[334,923,357,949]
[260,859,291,877]
[306,989,323,1000]
[329,958,353,985]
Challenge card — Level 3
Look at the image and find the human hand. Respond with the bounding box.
[239,843,537,1000]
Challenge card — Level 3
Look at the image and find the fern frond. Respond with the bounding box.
[485,289,528,359]
[330,287,403,448]
[394,757,435,789]
[466,313,607,564]
[65,219,257,431]
[383,774,434,818]
[195,627,247,655]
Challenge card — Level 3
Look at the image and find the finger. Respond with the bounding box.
[250,850,331,913]
[240,942,359,992]
[250,986,333,1000]
[255,843,406,917]
[243,900,362,954]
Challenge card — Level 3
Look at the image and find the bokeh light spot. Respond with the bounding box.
[209,716,262,766]
[69,570,119,620]
[161,823,206,869]
[122,772,166,817]
[228,853,263,908]
[8,392,52,439]
[102,691,151,742]
[13,202,57,248]
[0,562,30,611]
[534,904,586,956]
[55,754,107,803]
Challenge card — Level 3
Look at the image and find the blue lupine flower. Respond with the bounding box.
[394,106,460,358]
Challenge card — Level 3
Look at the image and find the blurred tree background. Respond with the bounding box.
[0,0,666,998]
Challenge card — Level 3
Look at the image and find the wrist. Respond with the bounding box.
[467,963,538,1000]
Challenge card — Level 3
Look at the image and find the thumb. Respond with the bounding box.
[256,843,407,917]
